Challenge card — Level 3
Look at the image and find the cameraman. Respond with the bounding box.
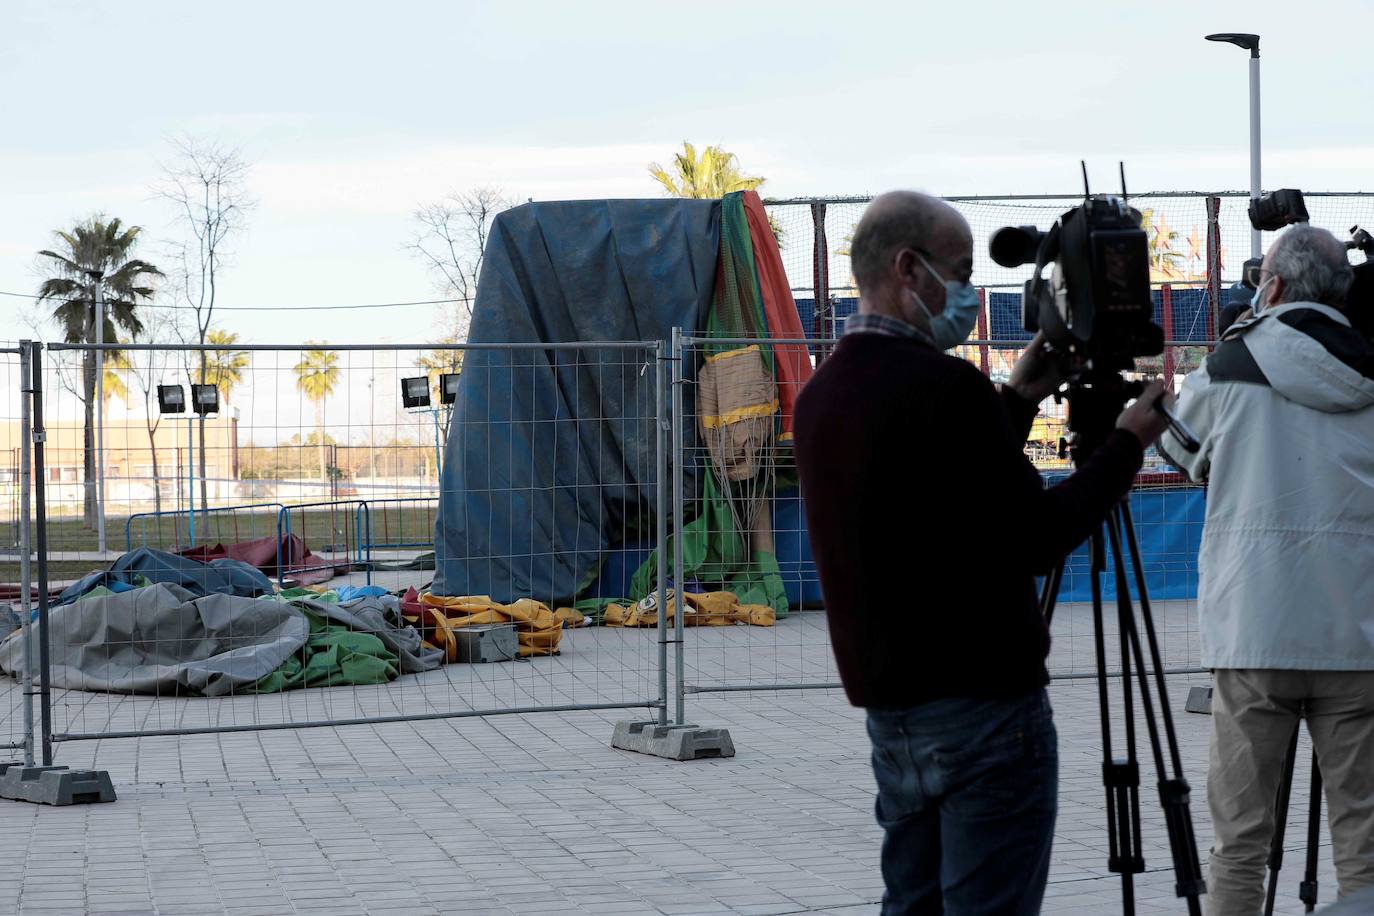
[1159,225,1374,915]
[793,191,1172,915]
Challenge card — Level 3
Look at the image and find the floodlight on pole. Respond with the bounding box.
[157,384,186,414]
[191,384,220,416]
[439,373,460,405]
[400,376,431,409]
[1205,32,1262,259]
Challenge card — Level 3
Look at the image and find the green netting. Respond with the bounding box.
[627,193,789,617]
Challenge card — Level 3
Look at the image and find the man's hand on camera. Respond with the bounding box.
[1008,333,1063,404]
[1115,379,1174,448]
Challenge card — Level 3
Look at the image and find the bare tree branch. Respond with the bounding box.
[408,186,512,340]
[154,136,254,513]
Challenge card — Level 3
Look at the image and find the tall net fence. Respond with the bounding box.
[18,342,667,746]
[768,191,1374,340]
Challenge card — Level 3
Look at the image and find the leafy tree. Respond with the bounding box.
[649,142,765,198]
[198,328,250,403]
[293,344,341,481]
[35,216,162,527]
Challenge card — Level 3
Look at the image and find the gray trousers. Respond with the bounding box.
[1207,669,1374,916]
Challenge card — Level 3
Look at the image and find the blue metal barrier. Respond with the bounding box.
[274,499,367,588]
[125,502,287,553]
[353,497,438,585]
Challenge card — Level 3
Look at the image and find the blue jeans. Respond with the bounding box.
[866,689,1058,915]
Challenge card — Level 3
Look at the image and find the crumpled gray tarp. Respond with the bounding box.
[0,582,307,696]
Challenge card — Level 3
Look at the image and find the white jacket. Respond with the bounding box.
[1159,301,1374,670]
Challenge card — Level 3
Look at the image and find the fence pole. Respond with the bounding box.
[28,343,53,766]
[187,418,196,546]
[671,327,687,726]
[976,288,990,377]
[1205,196,1223,342]
[17,343,35,767]
[1161,284,1176,389]
[654,340,669,727]
[93,277,107,556]
[811,203,830,359]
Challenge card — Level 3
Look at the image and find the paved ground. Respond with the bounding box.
[0,603,1341,915]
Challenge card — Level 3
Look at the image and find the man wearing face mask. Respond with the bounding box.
[1158,225,1374,916]
[792,191,1173,915]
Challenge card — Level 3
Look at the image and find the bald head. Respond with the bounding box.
[1263,224,1353,309]
[850,192,972,296]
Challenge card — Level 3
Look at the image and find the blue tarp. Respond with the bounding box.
[1051,485,1206,602]
[58,547,275,605]
[796,289,1214,346]
[586,486,1206,608]
[431,199,720,604]
[987,288,1215,344]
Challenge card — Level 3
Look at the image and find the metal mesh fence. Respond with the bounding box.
[0,346,33,759]
[672,330,1204,709]
[27,342,667,745]
[768,192,1374,341]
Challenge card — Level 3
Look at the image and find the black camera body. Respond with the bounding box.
[1248,188,1309,231]
[1249,187,1374,342]
[991,196,1163,374]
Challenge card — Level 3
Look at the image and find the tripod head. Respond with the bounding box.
[1058,369,1200,468]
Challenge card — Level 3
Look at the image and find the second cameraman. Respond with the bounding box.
[1159,225,1374,915]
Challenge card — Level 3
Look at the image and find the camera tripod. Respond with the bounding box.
[1263,727,1323,915]
[1039,370,1207,916]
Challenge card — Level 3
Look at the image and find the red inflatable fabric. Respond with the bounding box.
[742,190,814,441]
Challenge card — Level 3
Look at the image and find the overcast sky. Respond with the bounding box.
[4,0,1373,348]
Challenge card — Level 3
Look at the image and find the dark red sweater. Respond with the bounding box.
[792,333,1144,709]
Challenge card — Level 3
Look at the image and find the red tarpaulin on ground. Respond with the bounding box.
[179,534,344,586]
[741,190,813,440]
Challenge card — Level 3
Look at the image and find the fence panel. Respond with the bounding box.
[671,327,1206,718]
[34,341,667,745]
[0,345,34,762]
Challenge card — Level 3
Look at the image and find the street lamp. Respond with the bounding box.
[191,384,220,416]
[1205,31,1262,259]
[156,385,186,414]
[400,376,431,409]
[400,377,444,481]
[439,372,460,405]
[157,383,217,546]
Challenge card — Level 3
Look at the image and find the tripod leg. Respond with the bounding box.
[1115,501,1207,915]
[1086,526,1136,913]
[1101,509,1144,915]
[1264,727,1301,916]
[1041,559,1065,626]
[1301,752,1322,912]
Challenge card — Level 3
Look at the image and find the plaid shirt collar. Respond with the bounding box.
[843,312,935,346]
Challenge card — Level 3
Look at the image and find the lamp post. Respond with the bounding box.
[1205,32,1263,259]
[158,383,218,545]
[401,374,459,483]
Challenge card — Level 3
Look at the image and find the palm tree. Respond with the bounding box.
[293,344,340,481]
[102,349,132,406]
[649,142,765,199]
[35,217,162,528]
[199,328,250,404]
[1139,208,1187,280]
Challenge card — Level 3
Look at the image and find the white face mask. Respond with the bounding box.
[1250,275,1275,314]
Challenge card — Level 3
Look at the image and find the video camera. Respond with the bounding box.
[987,165,1196,462]
[1248,187,1374,341]
[990,188,1163,376]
